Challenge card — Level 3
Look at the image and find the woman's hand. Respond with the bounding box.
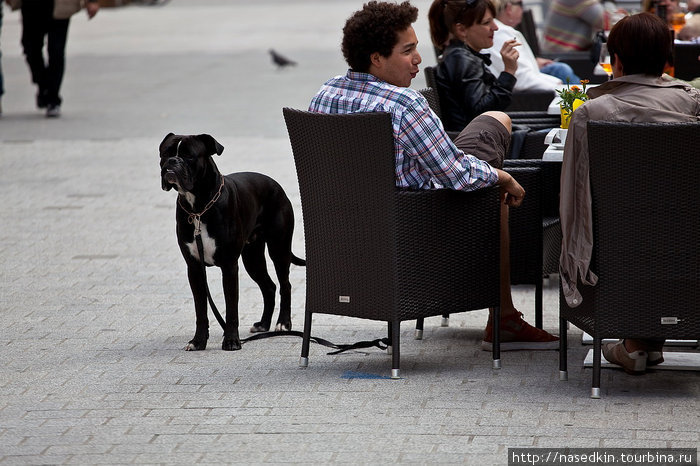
[500,39,521,75]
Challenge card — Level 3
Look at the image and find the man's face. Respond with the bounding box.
[369,26,422,88]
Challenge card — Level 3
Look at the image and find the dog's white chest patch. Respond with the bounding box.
[186,222,217,266]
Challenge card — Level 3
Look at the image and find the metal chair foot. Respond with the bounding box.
[441,317,450,327]
[391,369,401,379]
[414,329,423,340]
[492,358,501,370]
[591,387,601,399]
[559,370,568,381]
[299,357,308,368]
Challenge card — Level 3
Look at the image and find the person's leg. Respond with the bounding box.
[45,17,70,111]
[453,111,559,350]
[21,0,53,108]
[540,61,581,85]
[0,7,4,113]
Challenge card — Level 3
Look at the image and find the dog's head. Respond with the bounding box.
[159,133,224,193]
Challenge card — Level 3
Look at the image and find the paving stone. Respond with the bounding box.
[1,1,698,464]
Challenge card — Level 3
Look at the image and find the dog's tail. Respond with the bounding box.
[291,254,306,267]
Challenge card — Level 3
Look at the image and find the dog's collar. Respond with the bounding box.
[177,175,225,236]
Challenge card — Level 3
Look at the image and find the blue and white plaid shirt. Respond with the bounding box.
[309,70,499,191]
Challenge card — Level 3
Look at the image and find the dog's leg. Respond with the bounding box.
[221,262,242,351]
[268,241,294,332]
[241,241,278,333]
[185,265,210,351]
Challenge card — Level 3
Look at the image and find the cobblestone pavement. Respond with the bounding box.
[1,1,698,464]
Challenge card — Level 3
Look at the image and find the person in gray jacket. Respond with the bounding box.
[558,12,700,374]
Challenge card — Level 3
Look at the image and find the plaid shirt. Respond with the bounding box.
[308,70,498,190]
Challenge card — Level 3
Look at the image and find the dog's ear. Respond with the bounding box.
[196,134,224,156]
[159,132,177,153]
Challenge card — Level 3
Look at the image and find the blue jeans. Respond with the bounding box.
[540,61,581,85]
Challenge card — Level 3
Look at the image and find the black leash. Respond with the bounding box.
[194,233,389,355]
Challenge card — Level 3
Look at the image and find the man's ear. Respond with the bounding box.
[196,134,224,156]
[159,132,176,153]
[369,51,383,69]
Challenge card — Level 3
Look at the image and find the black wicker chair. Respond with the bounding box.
[504,159,561,329]
[673,43,700,81]
[516,9,607,84]
[424,65,556,115]
[559,121,700,398]
[418,83,561,329]
[283,108,503,378]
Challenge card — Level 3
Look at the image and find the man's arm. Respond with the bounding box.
[494,168,525,207]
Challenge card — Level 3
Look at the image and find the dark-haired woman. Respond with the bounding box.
[428,0,520,131]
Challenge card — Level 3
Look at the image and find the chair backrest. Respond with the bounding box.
[418,87,443,120]
[673,43,700,81]
[515,9,540,57]
[586,120,700,337]
[424,65,438,90]
[283,109,398,319]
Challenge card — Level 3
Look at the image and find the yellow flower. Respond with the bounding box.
[556,79,590,127]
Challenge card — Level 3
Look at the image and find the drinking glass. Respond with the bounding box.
[599,43,612,80]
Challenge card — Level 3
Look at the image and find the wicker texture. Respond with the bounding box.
[504,160,562,327]
[283,108,502,373]
[560,121,700,393]
[416,81,561,327]
[673,43,700,82]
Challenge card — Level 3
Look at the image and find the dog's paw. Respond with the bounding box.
[185,339,207,351]
[274,322,291,332]
[250,322,270,333]
[222,336,242,351]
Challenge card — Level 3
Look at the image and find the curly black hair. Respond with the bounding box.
[342,1,419,73]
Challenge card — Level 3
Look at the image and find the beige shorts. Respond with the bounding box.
[452,114,511,169]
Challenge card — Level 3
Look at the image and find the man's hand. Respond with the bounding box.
[536,57,554,68]
[86,1,100,19]
[495,168,525,207]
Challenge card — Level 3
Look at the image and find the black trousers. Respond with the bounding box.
[21,0,70,107]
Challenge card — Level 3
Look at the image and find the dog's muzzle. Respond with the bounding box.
[161,157,191,191]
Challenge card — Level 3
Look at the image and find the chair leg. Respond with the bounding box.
[391,320,401,379]
[299,310,312,368]
[492,306,501,369]
[441,314,450,327]
[415,318,424,340]
[592,337,602,399]
[535,280,543,329]
[559,317,568,381]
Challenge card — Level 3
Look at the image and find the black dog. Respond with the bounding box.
[159,133,305,351]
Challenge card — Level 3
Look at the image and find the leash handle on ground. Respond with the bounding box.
[241,330,390,355]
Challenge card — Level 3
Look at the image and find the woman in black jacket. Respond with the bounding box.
[428,0,520,132]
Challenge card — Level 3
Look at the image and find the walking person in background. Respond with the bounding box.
[0,3,5,115]
[15,0,99,117]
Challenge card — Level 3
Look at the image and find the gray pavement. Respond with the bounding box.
[1,1,698,464]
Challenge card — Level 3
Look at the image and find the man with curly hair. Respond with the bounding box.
[309,1,559,351]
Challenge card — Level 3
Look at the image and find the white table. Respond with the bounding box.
[542,145,563,162]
